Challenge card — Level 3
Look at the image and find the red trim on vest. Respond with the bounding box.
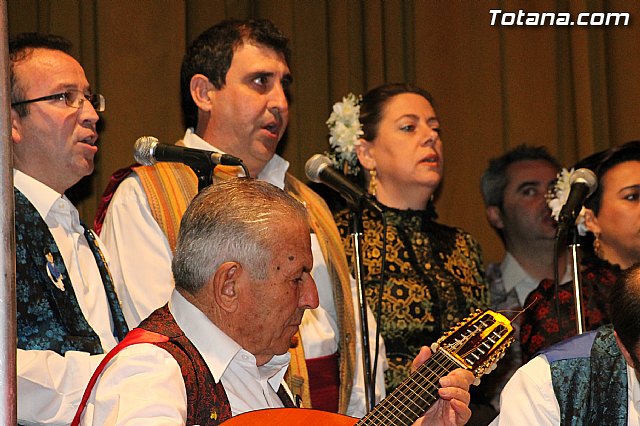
[71,328,169,425]
[94,164,136,234]
[306,352,340,413]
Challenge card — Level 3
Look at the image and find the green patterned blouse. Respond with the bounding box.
[335,204,488,391]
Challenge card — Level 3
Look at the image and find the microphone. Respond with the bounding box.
[305,154,378,209]
[557,168,598,236]
[133,136,244,170]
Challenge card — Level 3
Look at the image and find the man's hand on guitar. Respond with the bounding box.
[410,346,474,426]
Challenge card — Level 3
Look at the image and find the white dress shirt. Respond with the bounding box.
[485,253,588,411]
[491,354,640,425]
[101,129,386,417]
[81,290,292,424]
[14,170,118,425]
[500,252,573,306]
[499,252,541,306]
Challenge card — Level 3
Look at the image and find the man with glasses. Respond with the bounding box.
[9,33,129,424]
[12,90,105,114]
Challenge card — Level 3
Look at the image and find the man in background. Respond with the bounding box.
[480,144,569,409]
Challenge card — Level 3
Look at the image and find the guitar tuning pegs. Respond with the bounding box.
[431,342,439,353]
[473,377,481,386]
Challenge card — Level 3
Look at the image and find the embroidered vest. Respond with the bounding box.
[139,305,233,425]
[133,162,197,252]
[15,189,128,354]
[72,304,296,425]
[95,161,356,414]
[544,325,627,426]
[74,305,228,426]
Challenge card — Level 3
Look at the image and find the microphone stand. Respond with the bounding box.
[350,205,376,412]
[192,168,213,192]
[555,224,585,335]
[567,226,586,334]
[303,154,380,412]
[191,162,251,193]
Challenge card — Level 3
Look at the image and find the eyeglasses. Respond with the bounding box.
[11,90,105,112]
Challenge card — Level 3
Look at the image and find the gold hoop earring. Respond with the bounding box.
[368,168,377,196]
[593,233,605,259]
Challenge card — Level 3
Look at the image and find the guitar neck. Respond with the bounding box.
[357,351,459,426]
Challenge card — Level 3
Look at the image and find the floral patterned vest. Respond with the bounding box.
[15,189,128,354]
[544,325,627,425]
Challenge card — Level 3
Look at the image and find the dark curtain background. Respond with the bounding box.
[8,0,640,264]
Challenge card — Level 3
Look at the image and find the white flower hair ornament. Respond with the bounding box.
[326,93,363,176]
[546,168,591,236]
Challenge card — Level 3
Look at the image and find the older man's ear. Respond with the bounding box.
[212,262,243,313]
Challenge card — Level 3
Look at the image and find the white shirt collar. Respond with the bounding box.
[501,252,573,306]
[500,252,539,303]
[182,128,289,190]
[168,289,290,389]
[169,289,240,382]
[13,169,74,221]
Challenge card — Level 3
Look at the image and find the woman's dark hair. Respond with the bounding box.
[608,262,640,366]
[577,140,640,215]
[360,83,435,142]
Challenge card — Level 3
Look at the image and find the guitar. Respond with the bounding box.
[222,309,514,426]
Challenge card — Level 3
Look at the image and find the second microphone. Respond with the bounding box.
[133,136,244,171]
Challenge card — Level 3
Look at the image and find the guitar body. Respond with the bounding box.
[221,408,357,425]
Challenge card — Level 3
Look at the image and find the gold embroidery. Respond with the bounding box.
[336,206,488,391]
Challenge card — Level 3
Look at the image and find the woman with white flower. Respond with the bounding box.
[330,83,488,394]
[520,140,640,361]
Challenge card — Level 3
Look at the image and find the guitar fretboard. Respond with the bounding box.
[356,351,459,426]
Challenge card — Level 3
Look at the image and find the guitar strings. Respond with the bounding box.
[497,296,540,323]
[359,351,458,425]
